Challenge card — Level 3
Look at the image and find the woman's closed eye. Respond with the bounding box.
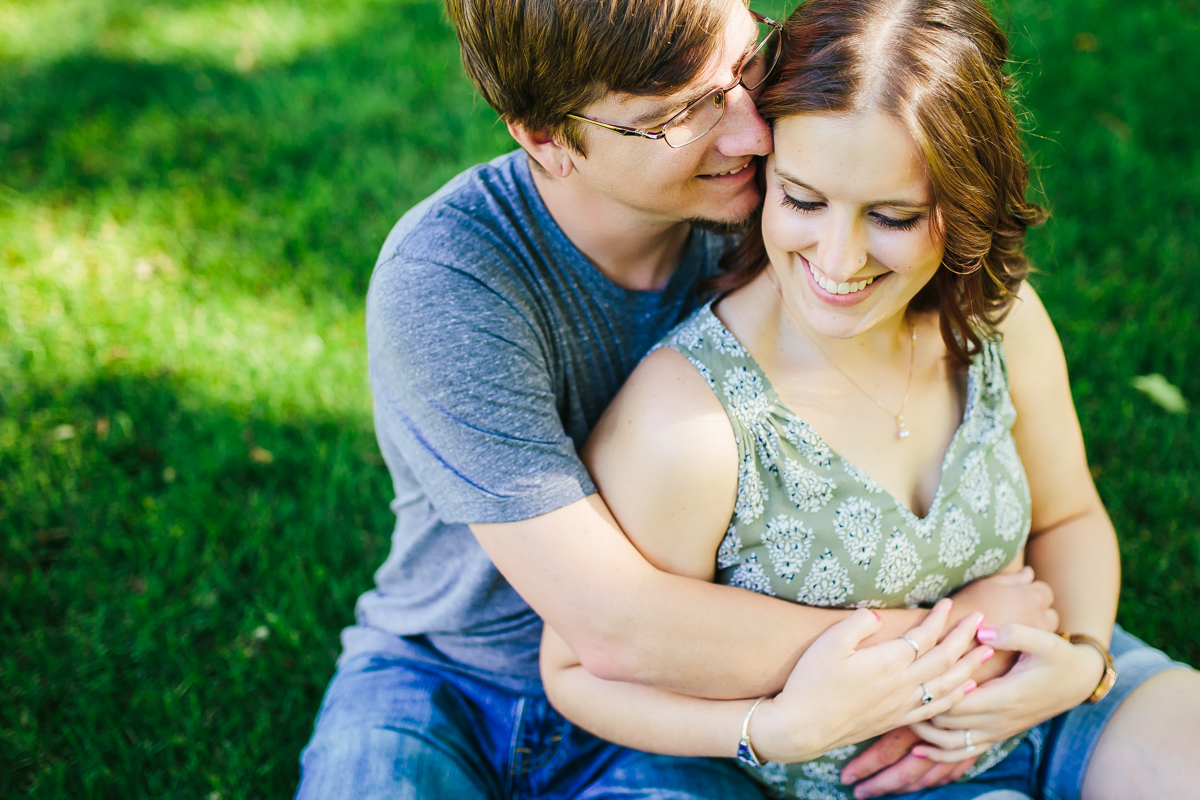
[780,190,924,233]
[871,212,923,232]
[779,191,823,213]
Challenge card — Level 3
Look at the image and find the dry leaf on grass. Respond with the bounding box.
[1131,374,1189,414]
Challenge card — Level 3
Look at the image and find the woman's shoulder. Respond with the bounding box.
[587,342,735,482]
[996,282,1065,392]
[582,337,740,579]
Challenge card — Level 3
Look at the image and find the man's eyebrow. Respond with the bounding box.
[626,27,760,128]
[776,170,930,209]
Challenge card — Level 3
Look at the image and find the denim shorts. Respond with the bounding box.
[890,624,1192,800]
[296,625,1187,800]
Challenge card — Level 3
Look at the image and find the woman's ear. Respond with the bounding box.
[507,122,579,179]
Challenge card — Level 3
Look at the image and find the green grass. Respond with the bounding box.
[2,0,1197,797]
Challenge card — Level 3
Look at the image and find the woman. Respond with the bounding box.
[539,0,1200,797]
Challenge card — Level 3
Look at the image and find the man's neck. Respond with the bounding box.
[530,161,692,293]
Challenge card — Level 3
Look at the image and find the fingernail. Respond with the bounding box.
[871,610,881,622]
[975,614,985,630]
[977,626,998,643]
[912,750,928,759]
[981,647,995,663]
[842,774,857,786]
[963,679,977,694]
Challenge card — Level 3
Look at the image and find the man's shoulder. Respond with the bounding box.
[375,150,545,275]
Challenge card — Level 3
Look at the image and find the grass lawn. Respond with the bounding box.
[2,0,1197,797]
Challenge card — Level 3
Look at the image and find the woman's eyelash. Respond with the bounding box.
[873,214,922,231]
[779,191,822,212]
[780,191,923,232]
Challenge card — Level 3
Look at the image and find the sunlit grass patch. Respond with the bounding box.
[3,198,370,421]
[0,0,391,71]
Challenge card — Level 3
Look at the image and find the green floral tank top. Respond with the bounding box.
[658,303,1033,800]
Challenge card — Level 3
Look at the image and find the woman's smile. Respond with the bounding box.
[803,256,886,304]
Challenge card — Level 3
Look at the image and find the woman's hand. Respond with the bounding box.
[750,599,994,764]
[908,623,1106,762]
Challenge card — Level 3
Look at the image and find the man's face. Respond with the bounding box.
[566,2,772,230]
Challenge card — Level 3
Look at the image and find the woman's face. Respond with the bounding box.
[762,110,944,340]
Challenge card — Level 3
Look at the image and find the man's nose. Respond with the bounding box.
[713,85,772,158]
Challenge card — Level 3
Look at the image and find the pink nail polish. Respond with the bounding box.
[977,626,998,643]
[963,680,977,694]
[975,614,985,630]
[871,610,881,622]
[912,750,928,759]
[981,647,995,663]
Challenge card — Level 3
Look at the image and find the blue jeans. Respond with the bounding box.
[890,625,1191,800]
[296,654,767,799]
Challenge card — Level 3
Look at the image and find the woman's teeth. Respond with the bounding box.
[809,262,875,295]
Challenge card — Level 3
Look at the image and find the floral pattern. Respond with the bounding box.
[763,515,815,581]
[660,303,1033,798]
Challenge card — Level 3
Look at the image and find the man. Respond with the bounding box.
[296,1,1051,797]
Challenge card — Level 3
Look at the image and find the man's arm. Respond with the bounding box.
[472,349,1057,698]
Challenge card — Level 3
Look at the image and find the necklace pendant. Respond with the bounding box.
[897,419,911,440]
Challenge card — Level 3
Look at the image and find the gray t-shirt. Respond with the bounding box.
[341,151,729,693]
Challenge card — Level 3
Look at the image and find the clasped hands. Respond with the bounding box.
[749,567,1082,798]
[841,566,1105,798]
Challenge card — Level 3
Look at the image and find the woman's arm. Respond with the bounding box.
[904,282,1121,763]
[1005,285,1120,641]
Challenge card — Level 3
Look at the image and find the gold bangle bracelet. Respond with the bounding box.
[1059,632,1117,703]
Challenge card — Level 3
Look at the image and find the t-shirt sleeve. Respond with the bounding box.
[367,253,596,525]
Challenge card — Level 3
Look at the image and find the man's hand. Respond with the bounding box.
[947,566,1058,638]
[841,728,976,799]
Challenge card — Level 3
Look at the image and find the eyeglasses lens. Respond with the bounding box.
[662,23,779,148]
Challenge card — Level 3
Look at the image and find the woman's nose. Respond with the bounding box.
[816,216,868,282]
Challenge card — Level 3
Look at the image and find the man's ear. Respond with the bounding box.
[507,122,580,179]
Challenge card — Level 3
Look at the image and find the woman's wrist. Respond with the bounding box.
[745,695,824,765]
[1057,633,1109,706]
[1060,632,1117,703]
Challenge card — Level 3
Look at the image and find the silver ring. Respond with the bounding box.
[921,683,934,705]
[900,635,921,658]
[964,729,975,754]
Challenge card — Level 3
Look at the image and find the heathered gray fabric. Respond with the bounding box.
[341,150,729,692]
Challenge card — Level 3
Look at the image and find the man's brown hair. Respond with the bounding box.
[446,0,738,153]
[709,0,1047,368]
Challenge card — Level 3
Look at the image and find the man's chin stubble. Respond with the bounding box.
[685,213,755,237]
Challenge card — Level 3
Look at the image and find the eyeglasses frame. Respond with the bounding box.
[565,10,783,149]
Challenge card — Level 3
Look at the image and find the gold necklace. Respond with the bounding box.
[778,290,917,441]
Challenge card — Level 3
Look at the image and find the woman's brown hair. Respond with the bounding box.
[708,0,1047,368]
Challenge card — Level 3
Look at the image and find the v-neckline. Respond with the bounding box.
[703,304,979,522]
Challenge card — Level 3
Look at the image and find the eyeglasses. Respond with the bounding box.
[566,11,782,149]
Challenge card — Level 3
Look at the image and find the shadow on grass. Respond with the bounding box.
[1,368,394,798]
[0,0,513,306]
